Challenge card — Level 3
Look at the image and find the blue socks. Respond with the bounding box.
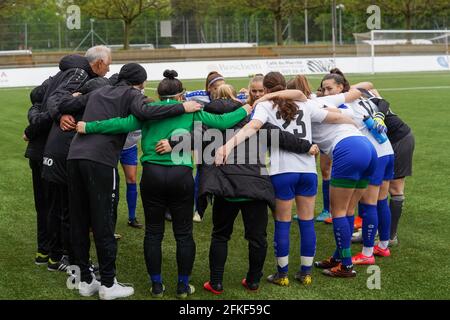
[361,203,378,248]
[274,220,291,273]
[377,198,391,242]
[322,179,330,212]
[358,202,366,219]
[297,219,316,273]
[151,274,189,286]
[347,215,355,235]
[151,274,162,284]
[332,217,352,267]
[178,274,189,286]
[126,183,137,221]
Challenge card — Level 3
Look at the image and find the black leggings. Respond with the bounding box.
[209,197,268,285]
[140,163,196,278]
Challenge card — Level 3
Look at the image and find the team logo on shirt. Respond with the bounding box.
[43,157,53,167]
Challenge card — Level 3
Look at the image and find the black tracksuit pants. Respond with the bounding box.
[140,163,196,278]
[209,197,268,285]
[29,159,49,254]
[46,182,70,261]
[67,159,119,287]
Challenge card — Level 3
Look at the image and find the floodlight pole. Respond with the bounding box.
[331,0,337,61]
[371,30,375,75]
[446,28,449,71]
[304,0,308,44]
[337,4,344,45]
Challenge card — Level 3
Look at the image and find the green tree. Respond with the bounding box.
[81,0,169,49]
[373,0,449,30]
[246,0,325,45]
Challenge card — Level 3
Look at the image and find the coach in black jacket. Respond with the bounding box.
[24,50,107,266]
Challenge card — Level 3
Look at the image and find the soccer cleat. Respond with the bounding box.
[314,257,340,269]
[322,263,356,278]
[35,252,49,265]
[203,281,224,295]
[193,211,202,223]
[151,282,165,298]
[352,252,375,265]
[373,245,391,257]
[99,279,134,300]
[354,216,363,230]
[266,272,289,286]
[316,209,331,222]
[114,233,122,240]
[47,256,70,272]
[294,271,313,286]
[324,217,333,224]
[127,219,143,229]
[351,229,363,243]
[241,278,259,291]
[176,282,195,299]
[389,236,399,247]
[79,274,101,297]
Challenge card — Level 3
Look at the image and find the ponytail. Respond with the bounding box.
[263,72,298,122]
[321,68,350,92]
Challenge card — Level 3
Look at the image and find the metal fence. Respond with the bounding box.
[0,13,448,51]
[0,15,357,51]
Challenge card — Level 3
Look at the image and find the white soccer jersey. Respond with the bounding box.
[252,100,328,175]
[310,94,363,158]
[123,130,142,150]
[184,90,211,105]
[185,90,248,105]
[346,98,394,158]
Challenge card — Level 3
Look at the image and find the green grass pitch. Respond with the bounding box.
[0,71,449,300]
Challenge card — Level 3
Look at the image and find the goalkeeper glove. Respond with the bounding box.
[373,112,387,134]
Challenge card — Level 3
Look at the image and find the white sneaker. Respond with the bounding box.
[79,275,101,297]
[193,211,202,223]
[351,229,363,243]
[99,279,134,300]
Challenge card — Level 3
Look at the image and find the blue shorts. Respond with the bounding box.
[120,145,138,166]
[369,154,395,186]
[331,136,378,189]
[270,172,318,200]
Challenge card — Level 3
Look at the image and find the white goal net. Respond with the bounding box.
[353,30,450,74]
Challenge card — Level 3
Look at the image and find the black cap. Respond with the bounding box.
[118,63,147,85]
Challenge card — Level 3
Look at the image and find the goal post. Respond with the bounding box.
[354,30,450,74]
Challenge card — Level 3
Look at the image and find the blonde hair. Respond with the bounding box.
[211,84,239,102]
[287,75,313,98]
[247,74,264,105]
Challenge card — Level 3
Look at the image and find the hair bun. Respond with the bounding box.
[273,84,285,92]
[330,68,344,76]
[163,70,178,79]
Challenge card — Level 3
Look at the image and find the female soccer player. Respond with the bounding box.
[119,131,142,229]
[320,69,395,265]
[185,71,248,105]
[215,71,361,282]
[348,82,415,246]
[287,76,332,222]
[77,70,252,299]
[246,74,265,106]
[254,75,378,278]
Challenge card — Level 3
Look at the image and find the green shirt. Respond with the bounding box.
[85,99,248,168]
